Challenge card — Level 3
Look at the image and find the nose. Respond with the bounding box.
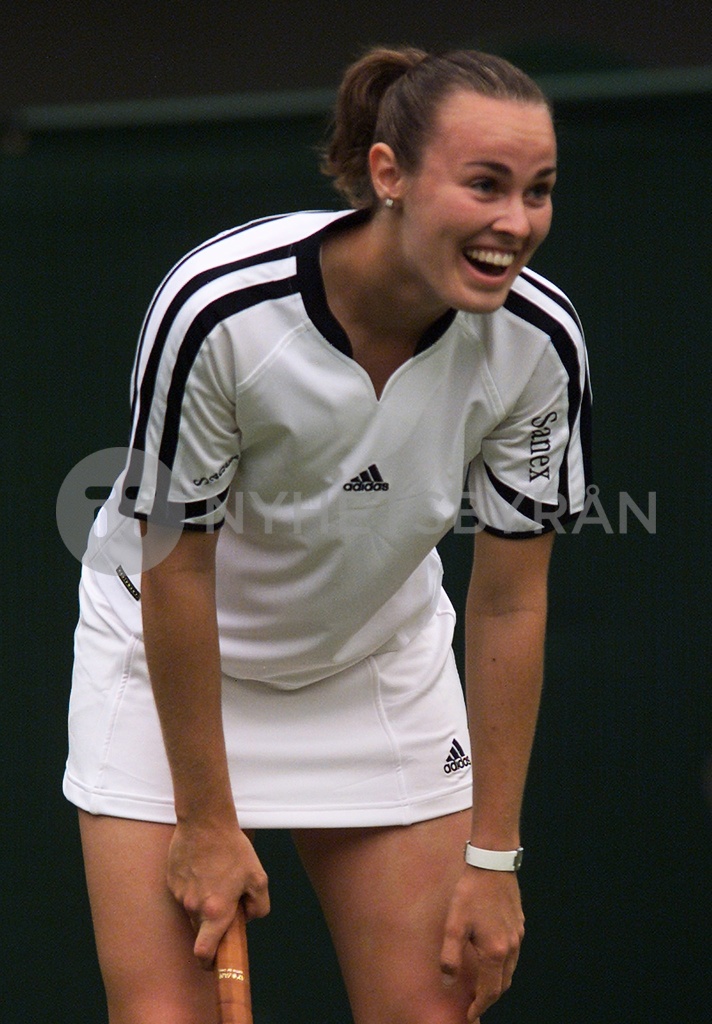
[491,196,531,239]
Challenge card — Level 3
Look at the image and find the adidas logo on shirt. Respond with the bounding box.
[343,464,389,492]
[443,738,471,775]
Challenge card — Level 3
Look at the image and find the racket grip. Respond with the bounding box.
[215,905,253,1024]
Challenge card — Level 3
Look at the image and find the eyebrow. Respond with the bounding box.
[466,160,557,177]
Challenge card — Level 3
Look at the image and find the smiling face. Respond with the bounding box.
[375,90,557,316]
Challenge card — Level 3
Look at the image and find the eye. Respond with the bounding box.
[526,181,555,204]
[469,176,500,197]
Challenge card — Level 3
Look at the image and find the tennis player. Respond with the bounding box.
[64,46,592,1024]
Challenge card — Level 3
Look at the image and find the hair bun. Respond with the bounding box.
[320,47,426,208]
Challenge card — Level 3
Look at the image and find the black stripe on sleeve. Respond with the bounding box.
[482,461,561,533]
[518,277,593,485]
[130,215,291,414]
[518,269,584,335]
[579,365,594,492]
[130,242,295,450]
[123,276,296,525]
[129,487,231,531]
[503,288,592,516]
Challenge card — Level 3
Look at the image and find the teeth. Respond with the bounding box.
[465,248,515,267]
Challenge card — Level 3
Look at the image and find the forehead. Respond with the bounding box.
[425,90,556,167]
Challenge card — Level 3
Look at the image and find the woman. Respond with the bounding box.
[64,46,591,1024]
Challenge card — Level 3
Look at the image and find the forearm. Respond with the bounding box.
[141,544,236,826]
[441,598,546,1017]
[465,569,548,848]
[139,530,269,956]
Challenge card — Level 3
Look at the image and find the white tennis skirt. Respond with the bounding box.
[63,579,472,829]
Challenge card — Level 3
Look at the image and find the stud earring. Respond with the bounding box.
[384,197,394,208]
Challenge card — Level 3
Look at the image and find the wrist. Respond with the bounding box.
[175,788,238,827]
[464,842,524,872]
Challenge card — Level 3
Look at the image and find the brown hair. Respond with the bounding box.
[321,46,551,209]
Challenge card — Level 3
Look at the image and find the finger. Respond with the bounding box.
[468,988,500,1023]
[439,924,466,984]
[465,969,499,1021]
[194,914,233,970]
[242,869,271,921]
[465,952,517,1022]
[242,889,270,922]
[468,999,484,1023]
[501,944,521,990]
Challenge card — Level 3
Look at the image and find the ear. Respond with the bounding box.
[368,143,407,202]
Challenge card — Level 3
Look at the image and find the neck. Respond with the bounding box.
[321,213,449,346]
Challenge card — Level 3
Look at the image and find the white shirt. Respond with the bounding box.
[83,209,592,686]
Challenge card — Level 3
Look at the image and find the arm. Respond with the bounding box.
[440,528,554,1021]
[140,526,269,967]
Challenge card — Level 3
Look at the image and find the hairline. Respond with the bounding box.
[380,86,554,175]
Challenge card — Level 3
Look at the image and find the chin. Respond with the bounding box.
[457,287,511,315]
[446,268,516,314]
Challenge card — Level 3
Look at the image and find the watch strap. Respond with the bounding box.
[464,842,524,872]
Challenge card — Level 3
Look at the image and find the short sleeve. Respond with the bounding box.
[119,283,243,531]
[466,301,592,537]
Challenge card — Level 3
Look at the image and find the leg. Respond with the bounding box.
[79,810,218,1024]
[292,809,477,1024]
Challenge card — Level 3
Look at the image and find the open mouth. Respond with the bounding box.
[463,247,515,277]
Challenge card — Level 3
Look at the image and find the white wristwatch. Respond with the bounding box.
[464,842,524,872]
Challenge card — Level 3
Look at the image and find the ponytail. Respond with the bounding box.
[320,47,426,209]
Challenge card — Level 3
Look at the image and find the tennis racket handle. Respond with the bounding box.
[215,906,253,1024]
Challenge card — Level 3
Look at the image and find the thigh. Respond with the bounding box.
[79,811,217,1024]
[292,810,475,1024]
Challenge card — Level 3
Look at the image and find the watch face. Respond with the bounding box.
[514,848,524,871]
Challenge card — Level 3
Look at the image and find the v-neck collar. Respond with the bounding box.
[295,210,457,358]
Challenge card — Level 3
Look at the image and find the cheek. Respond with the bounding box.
[537,205,554,239]
[526,208,553,251]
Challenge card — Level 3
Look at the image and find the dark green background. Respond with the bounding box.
[2,80,710,1022]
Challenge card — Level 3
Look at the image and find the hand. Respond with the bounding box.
[167,818,270,968]
[439,867,524,1022]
